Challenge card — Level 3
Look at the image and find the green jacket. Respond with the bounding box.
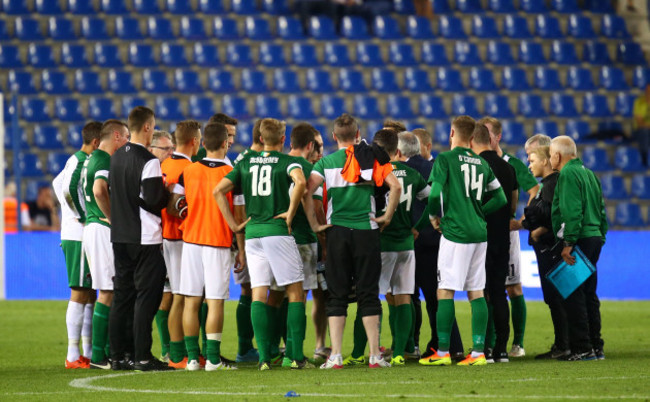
[551,158,608,244]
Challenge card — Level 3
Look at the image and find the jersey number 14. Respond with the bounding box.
[249,165,272,196]
[460,163,484,201]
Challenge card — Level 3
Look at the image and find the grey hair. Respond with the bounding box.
[525,133,552,149]
[152,130,173,145]
[550,135,577,157]
[398,131,421,158]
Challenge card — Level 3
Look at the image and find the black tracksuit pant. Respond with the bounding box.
[534,242,569,351]
[485,241,510,354]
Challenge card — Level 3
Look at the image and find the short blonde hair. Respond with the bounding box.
[531,145,551,161]
[478,117,501,135]
[260,118,286,146]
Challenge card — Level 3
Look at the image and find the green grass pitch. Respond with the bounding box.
[1,300,649,401]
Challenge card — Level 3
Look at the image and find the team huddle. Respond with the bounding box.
[54,107,607,372]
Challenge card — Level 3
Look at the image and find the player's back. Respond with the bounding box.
[291,156,317,245]
[82,149,111,227]
[161,153,192,240]
[55,150,88,240]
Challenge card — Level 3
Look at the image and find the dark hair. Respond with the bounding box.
[291,122,318,150]
[252,119,262,145]
[471,124,491,145]
[452,115,476,142]
[175,120,201,146]
[82,121,103,145]
[372,129,399,156]
[203,123,228,151]
[128,106,155,133]
[333,113,358,142]
[209,113,238,126]
[383,119,406,133]
[100,119,129,142]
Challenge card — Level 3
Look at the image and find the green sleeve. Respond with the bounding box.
[225,161,241,185]
[69,158,86,222]
[414,181,442,231]
[482,187,507,216]
[509,157,538,192]
[596,174,608,243]
[557,170,583,243]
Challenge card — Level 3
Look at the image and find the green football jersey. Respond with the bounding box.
[378,161,430,252]
[234,148,259,165]
[503,152,538,192]
[192,147,206,162]
[312,149,378,230]
[290,156,317,245]
[81,149,111,227]
[429,147,501,244]
[226,150,302,239]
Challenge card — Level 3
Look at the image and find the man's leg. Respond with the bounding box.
[251,286,271,364]
[486,243,510,360]
[91,290,113,366]
[266,289,285,360]
[205,299,224,365]
[285,282,306,363]
[82,290,95,360]
[536,247,570,356]
[236,281,256,361]
[66,288,87,366]
[165,240,187,365]
[63,239,92,367]
[577,238,604,354]
[110,243,137,365]
[155,292,172,360]
[506,231,526,356]
[311,287,328,353]
[182,296,203,367]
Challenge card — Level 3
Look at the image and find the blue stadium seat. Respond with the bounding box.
[457,0,482,12]
[94,44,122,67]
[16,17,42,40]
[194,43,219,67]
[81,17,109,40]
[142,69,171,93]
[600,173,628,200]
[489,0,515,12]
[583,93,611,117]
[19,153,44,178]
[535,67,563,91]
[568,14,596,39]
[616,92,636,117]
[321,95,345,119]
[484,94,514,118]
[121,96,147,116]
[550,94,579,118]
[156,96,185,121]
[601,14,630,39]
[134,0,163,13]
[0,45,22,68]
[324,43,352,67]
[116,16,143,40]
[434,121,451,146]
[419,95,447,119]
[375,16,402,39]
[75,70,103,94]
[600,66,629,90]
[615,146,644,172]
[273,69,300,93]
[263,0,289,14]
[583,41,612,65]
[536,15,563,39]
[180,16,207,40]
[487,41,515,65]
[288,95,316,119]
[518,94,547,118]
[69,0,96,13]
[390,43,417,66]
[4,126,29,150]
[452,94,480,118]
[519,41,546,65]
[454,42,481,66]
[354,95,382,120]
[634,67,650,88]
[407,16,434,39]
[339,68,367,92]
[199,0,224,13]
[88,97,116,121]
[597,121,624,143]
[551,41,579,65]
[357,43,383,67]
[437,67,464,92]
[615,202,645,227]
[470,67,497,91]
[232,0,258,14]
[617,42,645,65]
[565,120,592,143]
[534,119,559,137]
[161,43,188,67]
[148,17,174,40]
[394,0,415,13]
[306,69,334,93]
[404,68,433,92]
[432,0,451,12]
[631,174,650,199]
[255,95,282,119]
[55,98,84,122]
[241,69,268,94]
[472,15,499,39]
[0,20,9,40]
[371,69,399,93]
[278,16,305,40]
[500,120,525,144]
[61,44,90,68]
[422,43,449,66]
[208,69,235,93]
[588,0,614,13]
[504,15,532,39]
[260,43,286,67]
[167,0,194,13]
[174,69,202,93]
[213,17,240,40]
[567,67,596,91]
[129,44,156,67]
[41,70,70,95]
[226,44,253,67]
[49,17,76,41]
[309,16,337,40]
[439,15,466,39]
[101,0,129,14]
[108,69,137,94]
[245,17,272,40]
[7,71,37,94]
[188,96,215,120]
[502,67,531,91]
[582,146,612,171]
[293,43,319,67]
[28,44,55,68]
[3,0,30,13]
[551,0,579,13]
[34,125,64,150]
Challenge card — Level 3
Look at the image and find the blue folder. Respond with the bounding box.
[546,246,596,299]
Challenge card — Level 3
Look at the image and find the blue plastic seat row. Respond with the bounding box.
[394,0,614,14]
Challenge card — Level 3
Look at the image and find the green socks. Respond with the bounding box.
[287,302,306,361]
[251,301,271,362]
[199,303,208,353]
[267,305,281,358]
[405,301,416,354]
[351,312,367,359]
[470,297,488,353]
[485,302,496,350]
[184,335,200,362]
[236,295,254,355]
[436,299,455,352]
[91,302,110,363]
[169,341,186,363]
[510,295,527,347]
[388,304,396,350]
[206,335,221,365]
[393,304,413,358]
[155,310,170,358]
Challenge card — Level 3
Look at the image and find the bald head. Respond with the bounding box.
[549,135,577,171]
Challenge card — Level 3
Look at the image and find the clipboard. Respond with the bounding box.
[545,246,596,299]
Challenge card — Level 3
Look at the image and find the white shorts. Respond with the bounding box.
[505,231,521,286]
[437,235,487,292]
[298,243,318,291]
[163,239,183,294]
[180,243,232,300]
[83,223,114,291]
[233,247,251,285]
[380,250,416,295]
[246,236,304,289]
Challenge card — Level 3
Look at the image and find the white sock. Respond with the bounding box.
[207,333,222,341]
[82,303,94,359]
[66,301,84,362]
[329,353,342,362]
[437,350,449,357]
[369,354,383,364]
[471,350,483,358]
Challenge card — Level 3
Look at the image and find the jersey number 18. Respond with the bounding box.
[250,165,272,196]
[460,163,484,201]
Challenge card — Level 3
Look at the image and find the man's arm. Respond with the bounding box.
[67,158,87,221]
[483,187,507,216]
[557,171,583,245]
[372,172,401,230]
[304,172,330,234]
[141,159,170,213]
[526,184,539,206]
[214,177,248,233]
[93,179,111,223]
[276,168,306,234]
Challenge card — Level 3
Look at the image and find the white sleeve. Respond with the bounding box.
[416,185,431,201]
[172,184,185,195]
[141,158,162,180]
